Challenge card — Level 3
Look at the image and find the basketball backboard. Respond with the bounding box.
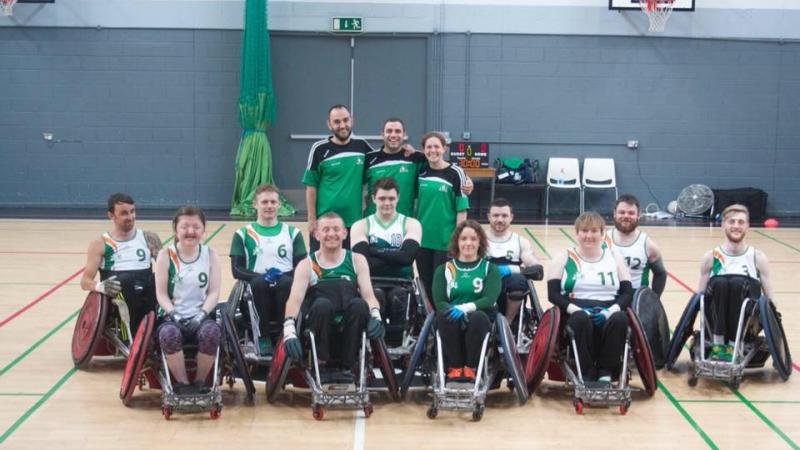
[609,0,695,11]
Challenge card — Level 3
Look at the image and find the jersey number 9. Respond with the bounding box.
[472,278,483,293]
[137,248,146,262]
[198,272,208,288]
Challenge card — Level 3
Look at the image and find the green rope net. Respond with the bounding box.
[230,0,294,217]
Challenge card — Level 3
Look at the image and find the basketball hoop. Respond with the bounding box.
[639,0,675,32]
[1,0,17,16]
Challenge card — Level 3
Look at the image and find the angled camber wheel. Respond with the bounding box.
[120,311,155,405]
[633,287,670,369]
[759,296,793,381]
[370,337,400,401]
[528,280,544,322]
[221,312,256,400]
[665,293,701,370]
[626,307,658,397]
[525,307,560,393]
[266,336,292,403]
[496,313,529,404]
[72,292,110,369]
[224,280,248,320]
[414,278,435,314]
[400,312,435,398]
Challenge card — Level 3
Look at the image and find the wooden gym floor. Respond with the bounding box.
[0,218,798,449]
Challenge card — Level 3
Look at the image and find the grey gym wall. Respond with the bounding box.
[436,34,800,215]
[0,29,428,209]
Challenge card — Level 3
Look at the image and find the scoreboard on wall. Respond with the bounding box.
[451,142,490,168]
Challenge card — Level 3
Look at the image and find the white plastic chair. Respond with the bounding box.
[545,158,581,217]
[581,158,618,213]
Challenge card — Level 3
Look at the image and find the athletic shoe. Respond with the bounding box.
[446,367,462,380]
[709,344,726,361]
[462,367,476,381]
[193,379,210,394]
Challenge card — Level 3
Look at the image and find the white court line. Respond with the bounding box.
[353,410,366,450]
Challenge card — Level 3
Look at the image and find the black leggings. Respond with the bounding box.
[416,248,448,303]
[248,274,293,336]
[706,276,760,343]
[436,309,492,368]
[303,280,369,369]
[100,269,156,334]
[565,309,628,381]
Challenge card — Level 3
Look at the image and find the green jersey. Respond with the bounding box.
[229,222,306,273]
[302,137,373,227]
[432,258,501,311]
[363,148,427,217]
[309,250,357,286]
[416,164,469,251]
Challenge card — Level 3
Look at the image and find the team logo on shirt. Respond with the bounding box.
[399,166,408,173]
[439,185,447,192]
[356,157,364,165]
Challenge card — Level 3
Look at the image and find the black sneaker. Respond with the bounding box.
[174,382,193,395]
[193,379,210,394]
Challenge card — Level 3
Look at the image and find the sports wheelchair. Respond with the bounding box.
[72,291,134,368]
[526,304,658,415]
[266,289,398,420]
[665,274,792,389]
[118,307,254,420]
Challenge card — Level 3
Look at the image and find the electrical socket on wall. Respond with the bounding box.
[627,140,639,150]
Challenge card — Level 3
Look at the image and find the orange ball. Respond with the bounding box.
[764,218,779,228]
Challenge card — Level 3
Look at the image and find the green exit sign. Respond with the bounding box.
[332,17,363,32]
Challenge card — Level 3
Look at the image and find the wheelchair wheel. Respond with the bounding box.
[120,311,154,405]
[221,312,256,401]
[525,307,560,393]
[627,307,658,397]
[759,297,792,381]
[370,338,400,401]
[71,292,109,369]
[224,280,248,320]
[400,312,435,399]
[496,313,529,404]
[414,278,435,314]
[633,287,670,369]
[665,294,701,370]
[266,336,291,403]
[528,280,544,322]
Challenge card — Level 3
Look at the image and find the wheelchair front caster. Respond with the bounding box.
[426,406,438,419]
[313,405,324,421]
[472,405,484,421]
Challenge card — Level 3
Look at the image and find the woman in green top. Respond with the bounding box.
[432,220,501,381]
[416,131,470,301]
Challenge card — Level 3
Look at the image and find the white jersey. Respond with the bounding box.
[100,228,151,271]
[487,232,522,265]
[234,222,300,273]
[604,229,650,289]
[166,244,211,320]
[711,245,759,280]
[366,213,412,278]
[561,247,619,302]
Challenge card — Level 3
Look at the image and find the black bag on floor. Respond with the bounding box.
[494,157,538,185]
[712,187,767,221]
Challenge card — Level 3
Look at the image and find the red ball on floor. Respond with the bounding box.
[764,218,779,228]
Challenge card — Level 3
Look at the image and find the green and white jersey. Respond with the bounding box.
[230,222,305,273]
[487,232,522,266]
[443,258,490,306]
[302,137,373,227]
[604,230,650,290]
[364,148,427,217]
[100,228,151,271]
[711,245,759,279]
[309,250,357,286]
[561,247,618,303]
[416,164,469,251]
[166,244,210,320]
[366,213,412,279]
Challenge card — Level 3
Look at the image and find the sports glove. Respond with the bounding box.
[366,308,385,339]
[497,265,513,278]
[446,303,476,321]
[264,267,282,284]
[95,275,121,297]
[184,310,208,334]
[283,317,303,360]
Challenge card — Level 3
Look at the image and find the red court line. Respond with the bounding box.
[668,272,695,293]
[669,271,800,374]
[0,268,83,328]
[0,251,83,255]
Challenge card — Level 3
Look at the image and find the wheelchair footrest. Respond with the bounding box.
[162,389,223,413]
[574,384,632,406]
[693,360,744,381]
